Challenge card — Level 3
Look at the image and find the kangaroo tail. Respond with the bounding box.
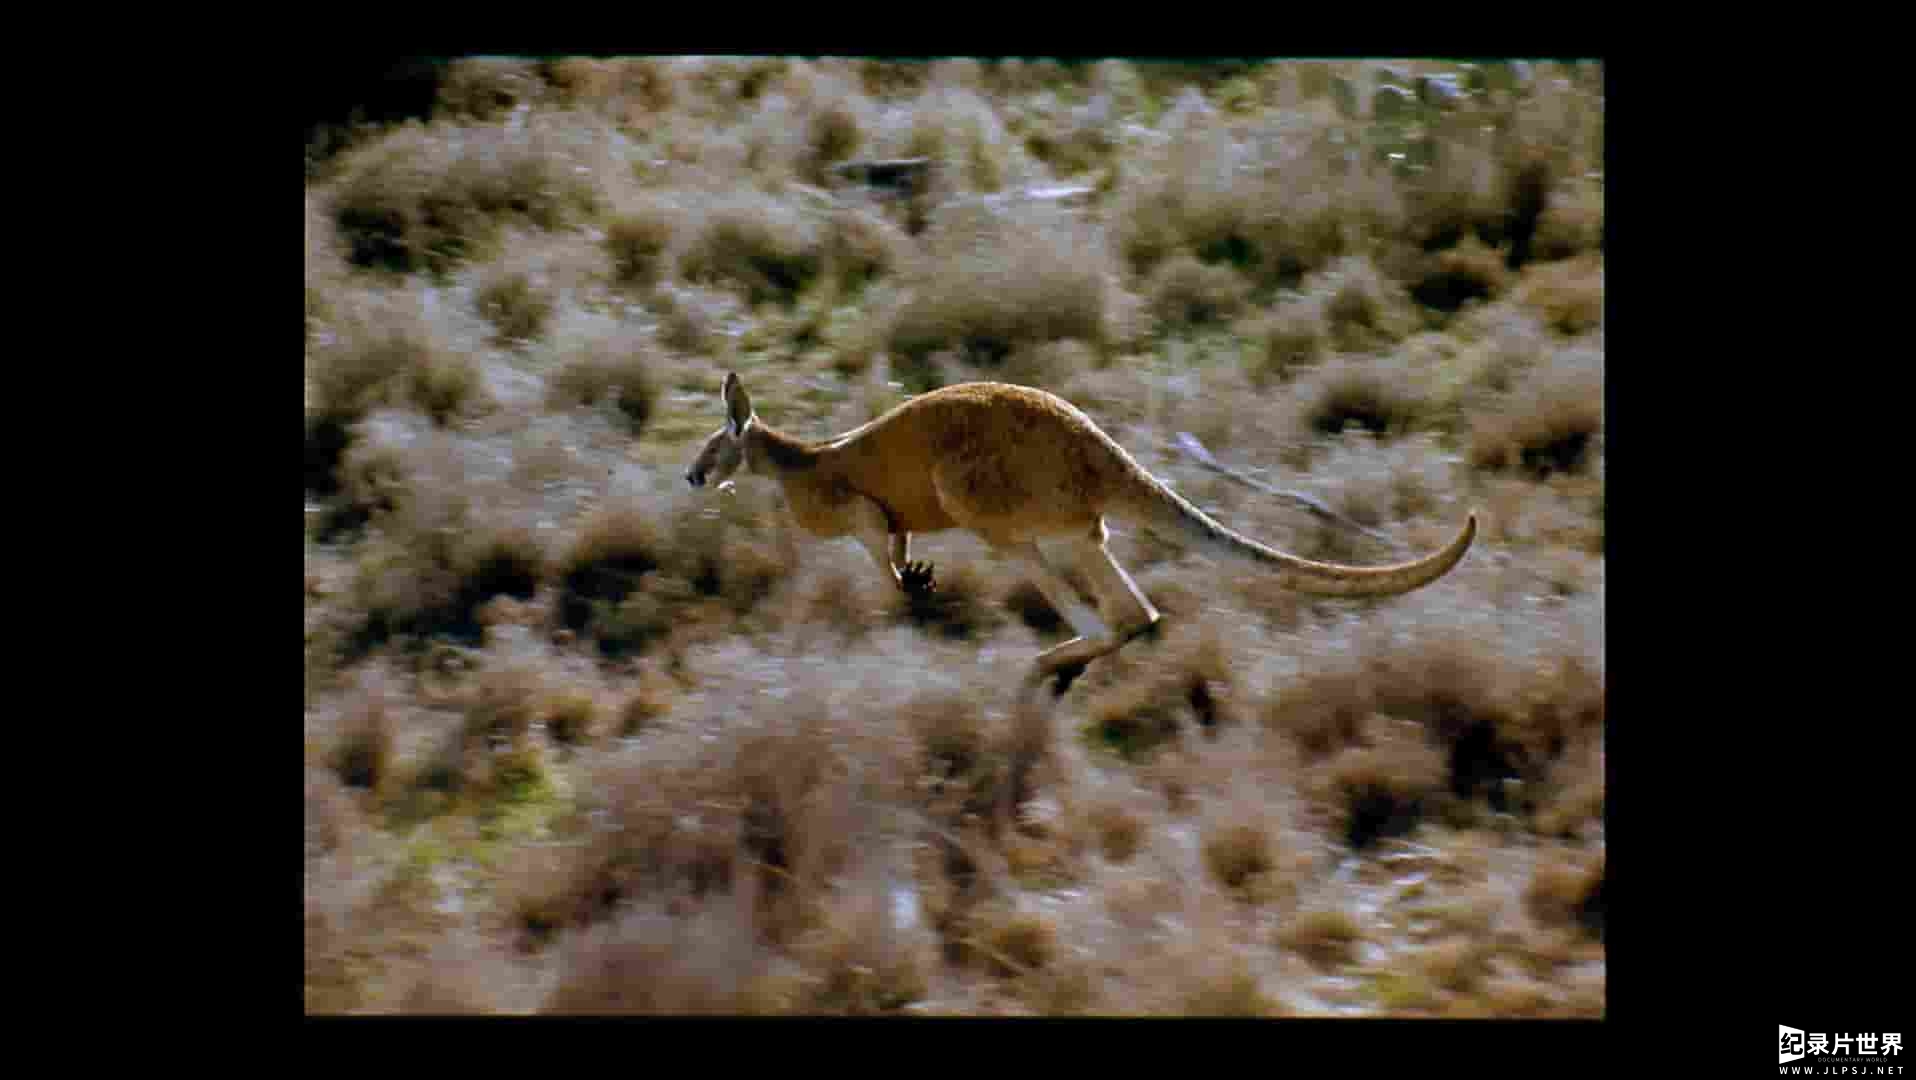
[1118,469,1476,598]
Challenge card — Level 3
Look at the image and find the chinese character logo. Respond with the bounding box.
[1781,1025,1808,1064]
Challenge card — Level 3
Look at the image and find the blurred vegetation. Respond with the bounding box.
[306,56,1603,1016]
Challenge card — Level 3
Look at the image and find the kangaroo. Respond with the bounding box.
[687,373,1476,696]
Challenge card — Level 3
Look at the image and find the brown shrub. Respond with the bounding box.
[1409,233,1511,314]
[1297,354,1432,440]
[959,902,1057,978]
[1243,297,1330,387]
[1080,629,1233,759]
[822,206,913,292]
[888,201,1107,367]
[675,189,824,305]
[327,116,607,274]
[1525,853,1604,938]
[544,897,773,1015]
[475,268,555,345]
[436,57,546,121]
[1532,179,1603,261]
[343,458,547,655]
[330,688,395,794]
[553,505,667,655]
[1262,654,1376,760]
[1146,253,1251,329]
[1201,801,1285,904]
[604,196,679,288]
[1086,799,1146,863]
[1515,253,1603,335]
[790,875,933,1013]
[1327,721,1447,849]
[541,689,600,747]
[545,335,658,436]
[1316,255,1420,352]
[1110,116,1402,289]
[650,283,742,355]
[308,296,489,434]
[1468,348,1602,477]
[1278,904,1366,968]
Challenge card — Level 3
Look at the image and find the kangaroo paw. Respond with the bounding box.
[899,560,937,597]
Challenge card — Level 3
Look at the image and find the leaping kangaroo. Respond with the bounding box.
[687,373,1476,696]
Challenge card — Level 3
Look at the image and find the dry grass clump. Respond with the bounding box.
[1279,904,1367,969]
[475,267,555,345]
[1079,630,1233,759]
[1295,353,1432,440]
[1514,252,1603,335]
[1468,345,1602,477]
[1413,937,1493,994]
[1202,813,1280,901]
[603,193,681,288]
[1271,618,1601,842]
[305,765,359,860]
[887,201,1107,368]
[1180,957,1280,1017]
[552,505,667,655]
[895,85,1032,197]
[541,689,600,747]
[1326,721,1448,849]
[1146,252,1251,329]
[910,689,1010,835]
[1533,734,1603,841]
[1085,797,1147,864]
[326,113,612,274]
[343,456,546,654]
[544,896,777,1015]
[306,295,490,474]
[1408,232,1511,314]
[532,706,896,963]
[1367,630,1527,809]
[1262,652,1375,761]
[788,564,887,647]
[675,188,824,305]
[544,333,659,436]
[856,59,932,101]
[394,946,500,1015]
[964,903,1058,980]
[788,873,934,1013]
[1242,295,1331,387]
[649,282,743,355]
[1110,108,1400,291]
[1014,82,1116,179]
[821,206,914,293]
[1525,853,1604,939]
[1531,177,1603,262]
[553,492,792,662]
[329,687,396,794]
[1369,626,1604,825]
[1312,255,1422,352]
[436,57,548,121]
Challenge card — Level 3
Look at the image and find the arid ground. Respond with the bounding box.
[304,56,1604,1015]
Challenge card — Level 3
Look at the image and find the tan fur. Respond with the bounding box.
[689,374,1477,694]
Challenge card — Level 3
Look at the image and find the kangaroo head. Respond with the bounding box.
[686,372,754,490]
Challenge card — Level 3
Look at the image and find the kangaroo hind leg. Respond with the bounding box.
[1007,527,1162,698]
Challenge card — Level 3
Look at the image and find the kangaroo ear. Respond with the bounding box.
[723,372,752,434]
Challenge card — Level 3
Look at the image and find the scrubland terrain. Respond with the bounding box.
[304,56,1604,1016]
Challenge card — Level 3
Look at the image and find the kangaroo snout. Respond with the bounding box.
[686,468,704,488]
